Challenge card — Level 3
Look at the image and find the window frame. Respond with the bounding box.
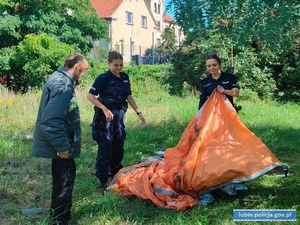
[125,11,133,25]
[141,16,147,28]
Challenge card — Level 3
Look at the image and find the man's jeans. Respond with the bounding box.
[50,158,76,224]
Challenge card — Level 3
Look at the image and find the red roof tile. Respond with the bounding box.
[163,13,176,23]
[90,0,123,18]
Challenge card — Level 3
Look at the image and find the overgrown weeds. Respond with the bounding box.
[0,81,299,225]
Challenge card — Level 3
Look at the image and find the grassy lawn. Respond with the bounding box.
[0,84,299,225]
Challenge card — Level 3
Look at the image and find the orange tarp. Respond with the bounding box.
[108,91,287,210]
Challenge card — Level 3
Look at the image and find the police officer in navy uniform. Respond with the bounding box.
[87,51,146,192]
[199,54,240,110]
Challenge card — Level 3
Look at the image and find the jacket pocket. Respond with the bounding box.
[66,127,75,144]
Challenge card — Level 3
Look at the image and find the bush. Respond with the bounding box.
[274,52,300,102]
[8,33,75,93]
[238,88,260,102]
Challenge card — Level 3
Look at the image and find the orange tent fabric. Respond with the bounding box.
[108,91,288,210]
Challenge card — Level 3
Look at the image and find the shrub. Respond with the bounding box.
[8,33,75,93]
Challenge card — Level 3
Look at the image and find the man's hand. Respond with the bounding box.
[57,150,69,158]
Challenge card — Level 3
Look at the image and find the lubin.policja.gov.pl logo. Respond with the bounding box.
[233,209,296,221]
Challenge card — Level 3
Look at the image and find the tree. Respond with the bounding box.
[0,0,12,7]
[9,34,75,93]
[0,0,108,52]
[0,0,108,92]
[167,0,300,101]
[156,25,177,57]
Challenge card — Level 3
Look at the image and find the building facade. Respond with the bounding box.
[90,0,184,64]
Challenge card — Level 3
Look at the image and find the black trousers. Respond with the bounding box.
[93,109,125,181]
[50,158,76,224]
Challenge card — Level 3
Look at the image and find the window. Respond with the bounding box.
[154,3,157,13]
[131,41,135,56]
[126,11,133,24]
[157,21,160,30]
[158,4,160,14]
[157,38,161,46]
[141,16,147,28]
[120,39,124,55]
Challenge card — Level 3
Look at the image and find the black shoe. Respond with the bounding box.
[50,219,68,225]
[99,178,108,185]
[97,183,107,194]
[98,178,108,194]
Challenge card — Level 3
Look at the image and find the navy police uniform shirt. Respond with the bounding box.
[89,70,131,104]
[199,71,239,110]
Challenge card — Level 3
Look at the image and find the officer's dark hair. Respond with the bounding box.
[64,53,86,69]
[205,54,222,65]
[108,51,123,63]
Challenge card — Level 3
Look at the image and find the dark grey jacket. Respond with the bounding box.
[32,66,81,159]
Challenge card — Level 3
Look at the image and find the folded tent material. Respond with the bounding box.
[108,91,288,210]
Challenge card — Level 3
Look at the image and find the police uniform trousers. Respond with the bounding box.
[93,108,126,181]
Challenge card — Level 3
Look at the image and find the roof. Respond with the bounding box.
[90,0,123,18]
[163,13,176,23]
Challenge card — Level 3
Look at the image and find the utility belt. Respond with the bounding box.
[92,99,128,131]
[99,98,128,111]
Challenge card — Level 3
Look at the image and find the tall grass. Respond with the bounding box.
[0,79,299,225]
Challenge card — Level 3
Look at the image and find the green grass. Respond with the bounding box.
[0,82,299,225]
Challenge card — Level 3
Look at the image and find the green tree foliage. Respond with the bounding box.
[0,14,22,47]
[9,34,75,93]
[0,0,12,7]
[156,25,177,56]
[0,0,107,52]
[167,0,300,101]
[0,0,108,92]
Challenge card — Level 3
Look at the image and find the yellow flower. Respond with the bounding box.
[37,90,42,96]
[19,119,24,123]
[8,99,14,106]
